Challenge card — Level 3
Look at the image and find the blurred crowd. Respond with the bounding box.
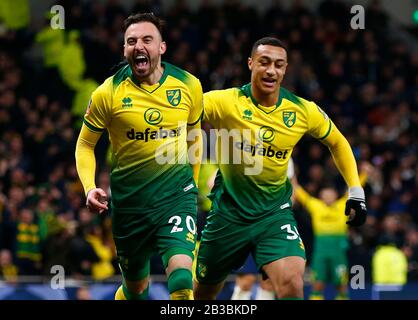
[0,0,417,286]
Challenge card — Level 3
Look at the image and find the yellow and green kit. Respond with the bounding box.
[77,62,203,280]
[197,83,335,284]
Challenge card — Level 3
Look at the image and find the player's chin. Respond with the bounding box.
[258,80,277,90]
[133,67,150,79]
[260,84,278,95]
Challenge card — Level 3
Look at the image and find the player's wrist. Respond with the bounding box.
[348,186,365,201]
[86,187,97,197]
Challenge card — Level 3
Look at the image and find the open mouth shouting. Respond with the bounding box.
[134,53,149,73]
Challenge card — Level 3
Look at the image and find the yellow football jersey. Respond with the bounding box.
[84,62,203,212]
[295,187,347,235]
[204,83,332,221]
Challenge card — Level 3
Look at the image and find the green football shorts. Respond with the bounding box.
[311,236,348,285]
[196,209,306,284]
[112,194,198,281]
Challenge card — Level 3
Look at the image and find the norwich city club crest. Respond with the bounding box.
[166,89,181,106]
[283,111,296,128]
[197,263,207,278]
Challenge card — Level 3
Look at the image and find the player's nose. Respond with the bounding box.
[266,63,276,76]
[134,40,145,51]
[266,69,275,77]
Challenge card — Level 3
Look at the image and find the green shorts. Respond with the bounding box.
[311,236,348,285]
[196,209,306,284]
[112,194,198,281]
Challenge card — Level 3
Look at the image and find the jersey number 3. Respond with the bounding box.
[281,223,301,240]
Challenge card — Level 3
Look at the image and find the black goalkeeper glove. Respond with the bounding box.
[345,187,367,227]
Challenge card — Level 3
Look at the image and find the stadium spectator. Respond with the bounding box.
[402,226,418,281]
[293,163,370,300]
[85,221,115,281]
[75,285,92,300]
[231,255,276,300]
[372,234,408,286]
[15,208,42,275]
[0,249,18,283]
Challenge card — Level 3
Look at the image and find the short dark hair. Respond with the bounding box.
[251,37,288,57]
[123,12,165,37]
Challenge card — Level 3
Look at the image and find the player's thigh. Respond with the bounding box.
[253,215,306,271]
[154,208,198,268]
[112,212,154,281]
[262,256,306,288]
[196,214,252,285]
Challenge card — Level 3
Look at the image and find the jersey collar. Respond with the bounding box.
[240,83,283,114]
[128,61,169,92]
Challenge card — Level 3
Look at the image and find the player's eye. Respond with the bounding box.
[143,37,153,44]
[127,38,136,46]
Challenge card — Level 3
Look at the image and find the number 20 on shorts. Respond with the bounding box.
[168,215,197,234]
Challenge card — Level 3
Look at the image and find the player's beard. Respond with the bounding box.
[129,54,158,81]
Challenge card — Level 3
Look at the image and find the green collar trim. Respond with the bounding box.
[240,83,283,114]
[129,61,169,93]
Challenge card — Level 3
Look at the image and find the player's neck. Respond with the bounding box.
[138,63,165,86]
[252,85,281,107]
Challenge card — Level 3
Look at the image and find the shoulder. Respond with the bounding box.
[280,87,316,112]
[111,64,131,90]
[204,88,241,109]
[163,62,200,87]
[93,64,130,98]
[205,87,242,100]
[203,88,240,119]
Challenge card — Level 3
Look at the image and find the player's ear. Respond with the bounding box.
[123,42,128,59]
[160,41,167,55]
[283,62,288,74]
[248,57,253,71]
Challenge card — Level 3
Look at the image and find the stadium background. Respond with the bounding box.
[0,0,417,300]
